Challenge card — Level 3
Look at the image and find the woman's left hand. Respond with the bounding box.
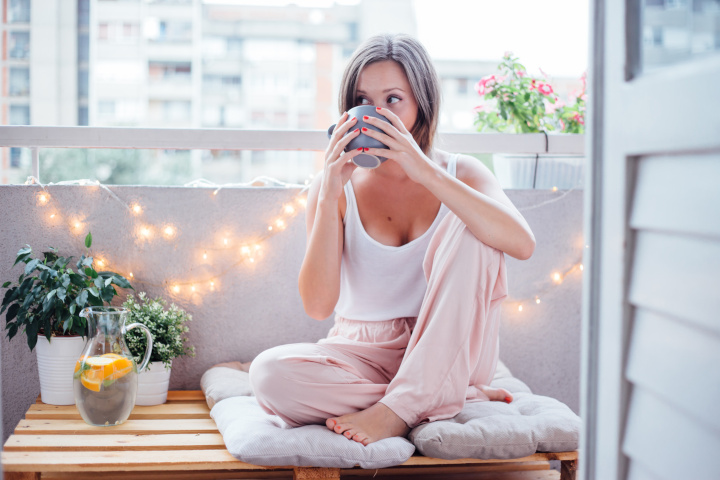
[360,107,436,184]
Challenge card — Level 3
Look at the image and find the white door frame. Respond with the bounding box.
[582,1,720,479]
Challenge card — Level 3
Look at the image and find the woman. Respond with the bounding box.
[249,34,535,447]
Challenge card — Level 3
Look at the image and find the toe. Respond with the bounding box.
[353,433,366,444]
[344,428,357,439]
[325,418,337,430]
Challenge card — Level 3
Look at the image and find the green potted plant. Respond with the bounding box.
[473,52,586,188]
[123,292,195,405]
[1,232,133,404]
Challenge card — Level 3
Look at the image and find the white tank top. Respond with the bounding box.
[334,154,458,321]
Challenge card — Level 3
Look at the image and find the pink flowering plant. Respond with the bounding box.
[552,72,587,134]
[474,52,586,134]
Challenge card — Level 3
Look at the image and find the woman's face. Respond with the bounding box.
[355,60,418,134]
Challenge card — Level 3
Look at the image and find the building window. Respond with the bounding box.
[78,0,90,27]
[9,68,30,97]
[9,32,30,59]
[98,101,116,118]
[149,61,192,82]
[78,107,89,126]
[78,71,89,97]
[8,0,30,23]
[9,105,30,125]
[457,78,469,95]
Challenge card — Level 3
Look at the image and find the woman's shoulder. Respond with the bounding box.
[432,149,494,182]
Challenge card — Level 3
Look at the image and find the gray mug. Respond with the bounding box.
[327,105,392,169]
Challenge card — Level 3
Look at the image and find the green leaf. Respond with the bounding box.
[105,277,113,287]
[88,287,100,298]
[69,274,85,287]
[6,303,20,322]
[69,304,77,315]
[13,246,32,267]
[61,274,71,288]
[24,259,40,275]
[75,289,89,307]
[109,274,132,290]
[2,281,10,288]
[82,257,93,268]
[57,287,67,301]
[85,232,93,249]
[85,268,98,279]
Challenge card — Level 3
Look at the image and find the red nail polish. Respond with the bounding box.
[357,147,362,151]
[362,127,368,131]
[505,397,512,403]
[354,128,359,133]
[363,115,369,120]
[376,107,381,111]
[364,148,369,152]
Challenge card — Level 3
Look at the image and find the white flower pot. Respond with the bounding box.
[35,335,86,405]
[136,361,172,406]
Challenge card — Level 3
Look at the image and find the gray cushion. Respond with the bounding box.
[210,396,416,468]
[408,362,579,459]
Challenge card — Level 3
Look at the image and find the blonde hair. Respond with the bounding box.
[338,34,441,155]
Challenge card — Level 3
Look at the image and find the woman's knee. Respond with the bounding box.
[248,346,292,399]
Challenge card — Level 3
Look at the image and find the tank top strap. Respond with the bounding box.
[343,180,358,226]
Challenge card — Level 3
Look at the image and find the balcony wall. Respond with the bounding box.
[0,185,583,443]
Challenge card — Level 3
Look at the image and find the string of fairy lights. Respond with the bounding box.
[24,175,584,313]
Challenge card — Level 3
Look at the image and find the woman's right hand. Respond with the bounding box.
[320,112,362,203]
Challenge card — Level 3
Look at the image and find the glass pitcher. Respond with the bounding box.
[74,306,153,426]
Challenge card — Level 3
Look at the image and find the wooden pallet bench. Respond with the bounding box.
[2,391,578,480]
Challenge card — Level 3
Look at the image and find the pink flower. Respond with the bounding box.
[560,119,566,130]
[539,67,548,78]
[473,105,486,113]
[573,113,585,125]
[517,71,526,77]
[545,97,565,114]
[475,74,499,96]
[537,83,554,95]
[529,79,537,91]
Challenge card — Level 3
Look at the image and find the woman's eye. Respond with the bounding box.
[387,95,401,104]
[358,97,371,105]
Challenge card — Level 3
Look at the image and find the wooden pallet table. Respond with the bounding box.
[2,391,578,480]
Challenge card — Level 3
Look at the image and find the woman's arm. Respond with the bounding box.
[298,112,362,320]
[298,176,344,320]
[423,156,536,260]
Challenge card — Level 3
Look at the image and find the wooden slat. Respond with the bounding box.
[42,472,292,480]
[41,469,560,480]
[630,154,720,240]
[342,462,551,475]
[13,418,219,435]
[0,449,277,472]
[166,390,205,402]
[629,230,720,335]
[622,387,720,480]
[400,452,577,465]
[3,433,225,451]
[26,403,210,420]
[626,308,720,432]
[35,390,206,404]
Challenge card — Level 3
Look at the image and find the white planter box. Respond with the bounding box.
[136,361,172,406]
[492,154,585,189]
[35,335,86,405]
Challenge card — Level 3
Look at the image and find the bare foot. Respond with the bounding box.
[326,403,410,446]
[478,384,514,403]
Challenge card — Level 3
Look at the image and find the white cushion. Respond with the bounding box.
[203,359,579,467]
[210,396,416,468]
[200,361,254,409]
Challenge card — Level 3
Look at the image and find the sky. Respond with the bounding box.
[414,0,590,78]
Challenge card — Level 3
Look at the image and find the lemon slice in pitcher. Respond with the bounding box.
[79,355,134,392]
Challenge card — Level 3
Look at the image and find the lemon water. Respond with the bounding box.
[73,355,138,426]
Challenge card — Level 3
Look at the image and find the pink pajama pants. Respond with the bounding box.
[248,212,508,429]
